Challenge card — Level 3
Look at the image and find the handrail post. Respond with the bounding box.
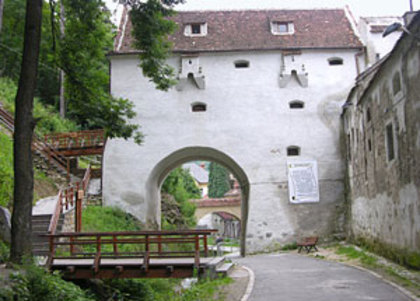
[194,235,200,269]
[113,235,118,256]
[47,235,55,268]
[203,234,208,257]
[75,192,82,232]
[158,235,162,255]
[70,236,75,255]
[93,235,101,274]
[144,234,149,272]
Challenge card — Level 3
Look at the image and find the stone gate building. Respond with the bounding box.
[104,8,365,254]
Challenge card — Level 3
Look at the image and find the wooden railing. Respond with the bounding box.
[0,105,14,131]
[0,104,71,179]
[48,166,92,234]
[46,229,217,272]
[44,129,105,150]
[32,136,70,180]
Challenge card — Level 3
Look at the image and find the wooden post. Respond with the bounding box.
[70,236,75,255]
[75,190,83,232]
[203,234,208,257]
[194,235,200,268]
[113,235,118,256]
[158,235,162,254]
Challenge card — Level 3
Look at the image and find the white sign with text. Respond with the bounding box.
[287,160,319,204]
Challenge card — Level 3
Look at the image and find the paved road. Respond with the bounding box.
[235,253,412,301]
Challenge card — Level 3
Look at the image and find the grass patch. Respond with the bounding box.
[82,206,143,233]
[281,242,298,251]
[336,246,378,267]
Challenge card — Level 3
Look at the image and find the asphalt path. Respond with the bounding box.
[235,253,412,301]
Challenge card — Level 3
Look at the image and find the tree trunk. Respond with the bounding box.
[59,0,66,117]
[0,0,4,33]
[10,0,43,264]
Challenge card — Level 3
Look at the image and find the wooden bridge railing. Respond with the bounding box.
[46,229,217,273]
[48,166,91,234]
[44,129,105,150]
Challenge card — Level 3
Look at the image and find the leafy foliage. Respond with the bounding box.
[0,0,59,105]
[0,132,13,208]
[208,162,231,198]
[0,264,94,301]
[161,167,200,228]
[129,0,179,91]
[0,77,79,136]
[57,0,142,142]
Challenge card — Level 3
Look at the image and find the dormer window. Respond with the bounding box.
[184,23,207,37]
[271,21,294,35]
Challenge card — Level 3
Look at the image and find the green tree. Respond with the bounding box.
[120,0,183,90]
[161,167,200,228]
[11,0,43,264]
[208,162,230,198]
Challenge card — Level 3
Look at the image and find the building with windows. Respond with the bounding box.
[105,8,366,254]
[342,12,419,261]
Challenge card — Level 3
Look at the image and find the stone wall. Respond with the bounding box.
[342,13,420,266]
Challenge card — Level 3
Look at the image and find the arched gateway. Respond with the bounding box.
[145,147,249,255]
[104,8,363,255]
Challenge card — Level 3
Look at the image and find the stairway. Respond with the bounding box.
[205,256,235,278]
[31,214,64,256]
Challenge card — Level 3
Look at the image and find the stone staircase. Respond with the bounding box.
[205,256,235,278]
[31,214,64,256]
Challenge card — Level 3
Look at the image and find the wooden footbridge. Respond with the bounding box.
[44,230,230,279]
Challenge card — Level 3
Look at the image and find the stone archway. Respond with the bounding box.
[145,146,250,256]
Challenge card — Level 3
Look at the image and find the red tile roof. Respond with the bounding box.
[114,9,363,54]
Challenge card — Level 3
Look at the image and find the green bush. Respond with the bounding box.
[0,264,94,301]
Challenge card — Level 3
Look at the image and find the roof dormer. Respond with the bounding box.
[184,23,208,37]
[271,21,294,35]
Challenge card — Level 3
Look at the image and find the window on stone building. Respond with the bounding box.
[289,100,304,109]
[234,60,250,68]
[191,102,207,112]
[328,57,343,65]
[392,72,401,96]
[287,146,300,156]
[385,123,395,161]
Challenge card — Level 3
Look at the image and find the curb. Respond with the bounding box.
[343,263,419,301]
[240,265,255,301]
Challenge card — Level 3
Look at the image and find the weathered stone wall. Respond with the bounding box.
[343,14,420,264]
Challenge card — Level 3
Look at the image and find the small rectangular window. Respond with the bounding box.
[271,21,294,35]
[191,24,201,34]
[386,123,395,161]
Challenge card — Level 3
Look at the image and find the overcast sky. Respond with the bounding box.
[107,0,418,20]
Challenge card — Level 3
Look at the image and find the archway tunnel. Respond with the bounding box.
[145,147,250,256]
